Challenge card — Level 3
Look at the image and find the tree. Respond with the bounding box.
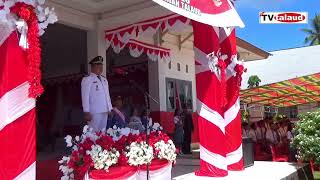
[301,14,320,46]
[247,75,261,88]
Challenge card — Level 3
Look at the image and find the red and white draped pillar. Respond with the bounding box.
[192,21,228,177]
[219,27,244,171]
[0,31,36,180]
[192,23,245,176]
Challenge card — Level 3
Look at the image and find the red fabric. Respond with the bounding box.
[192,21,228,177]
[140,159,169,171]
[89,166,137,180]
[0,31,36,179]
[270,145,289,162]
[189,0,232,14]
[149,111,175,134]
[0,110,36,179]
[220,28,244,171]
[0,32,27,98]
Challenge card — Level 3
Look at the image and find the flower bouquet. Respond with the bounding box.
[59,123,177,180]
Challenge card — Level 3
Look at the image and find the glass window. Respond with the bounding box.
[166,78,193,111]
[166,79,175,110]
[168,61,171,69]
[186,65,188,73]
[177,63,180,71]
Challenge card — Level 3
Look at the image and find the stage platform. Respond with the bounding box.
[173,160,313,180]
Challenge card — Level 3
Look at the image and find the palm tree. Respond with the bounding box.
[301,14,320,46]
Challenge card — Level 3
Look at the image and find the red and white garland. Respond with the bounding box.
[105,14,190,61]
[110,38,171,62]
[0,0,57,98]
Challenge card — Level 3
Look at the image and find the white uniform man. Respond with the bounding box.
[81,56,112,132]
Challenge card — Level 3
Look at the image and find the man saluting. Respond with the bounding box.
[81,56,112,132]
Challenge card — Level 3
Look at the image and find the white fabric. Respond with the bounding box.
[256,127,266,140]
[129,45,144,58]
[227,144,243,165]
[14,161,36,180]
[248,129,257,142]
[81,73,112,114]
[224,98,240,127]
[194,47,211,75]
[85,171,138,180]
[0,23,14,46]
[152,0,244,28]
[0,82,35,131]
[266,130,279,144]
[137,163,172,180]
[85,165,171,180]
[88,113,108,133]
[197,99,225,134]
[287,131,293,141]
[200,145,227,171]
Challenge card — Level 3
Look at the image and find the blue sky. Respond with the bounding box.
[234,0,320,51]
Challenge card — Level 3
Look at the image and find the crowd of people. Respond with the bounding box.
[242,119,297,162]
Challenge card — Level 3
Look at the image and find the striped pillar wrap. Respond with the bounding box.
[0,31,36,180]
[219,27,244,171]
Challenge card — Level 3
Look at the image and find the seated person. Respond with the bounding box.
[128,108,145,133]
[108,96,127,129]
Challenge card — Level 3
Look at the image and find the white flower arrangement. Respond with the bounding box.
[125,141,154,166]
[154,140,177,162]
[86,145,120,171]
[58,156,73,180]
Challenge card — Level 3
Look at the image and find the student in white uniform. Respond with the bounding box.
[81,56,112,132]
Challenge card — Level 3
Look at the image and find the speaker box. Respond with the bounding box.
[242,137,254,168]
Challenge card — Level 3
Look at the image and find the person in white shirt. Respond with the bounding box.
[255,120,266,142]
[278,122,287,143]
[81,56,112,132]
[266,123,280,145]
[249,124,257,142]
[242,122,249,138]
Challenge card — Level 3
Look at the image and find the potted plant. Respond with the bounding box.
[292,109,320,172]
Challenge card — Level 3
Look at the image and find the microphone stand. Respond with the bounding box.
[124,76,159,180]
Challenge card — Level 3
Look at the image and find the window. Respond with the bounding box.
[166,80,175,110]
[186,65,188,73]
[166,78,193,111]
[168,61,171,69]
[177,63,180,71]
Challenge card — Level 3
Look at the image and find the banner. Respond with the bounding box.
[152,0,244,27]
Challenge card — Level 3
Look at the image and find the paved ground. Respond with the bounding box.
[172,155,200,178]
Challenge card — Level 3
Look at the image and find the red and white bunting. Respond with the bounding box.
[110,39,171,62]
[105,14,190,49]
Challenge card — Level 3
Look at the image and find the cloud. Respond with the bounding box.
[235,0,296,10]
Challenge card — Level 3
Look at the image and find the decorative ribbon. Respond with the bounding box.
[207,49,228,108]
[15,20,28,49]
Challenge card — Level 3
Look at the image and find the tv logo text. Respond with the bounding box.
[259,12,308,24]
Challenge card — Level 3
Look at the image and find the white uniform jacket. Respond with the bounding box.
[81,73,112,114]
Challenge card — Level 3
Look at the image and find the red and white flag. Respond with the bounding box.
[0,31,36,179]
[152,0,244,27]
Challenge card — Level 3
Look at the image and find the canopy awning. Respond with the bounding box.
[240,73,320,107]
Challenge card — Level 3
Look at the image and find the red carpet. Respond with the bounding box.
[37,159,61,180]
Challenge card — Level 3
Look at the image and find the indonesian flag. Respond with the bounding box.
[152,0,244,27]
[0,30,36,179]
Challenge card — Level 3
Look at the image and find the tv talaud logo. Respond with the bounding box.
[259,12,308,24]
